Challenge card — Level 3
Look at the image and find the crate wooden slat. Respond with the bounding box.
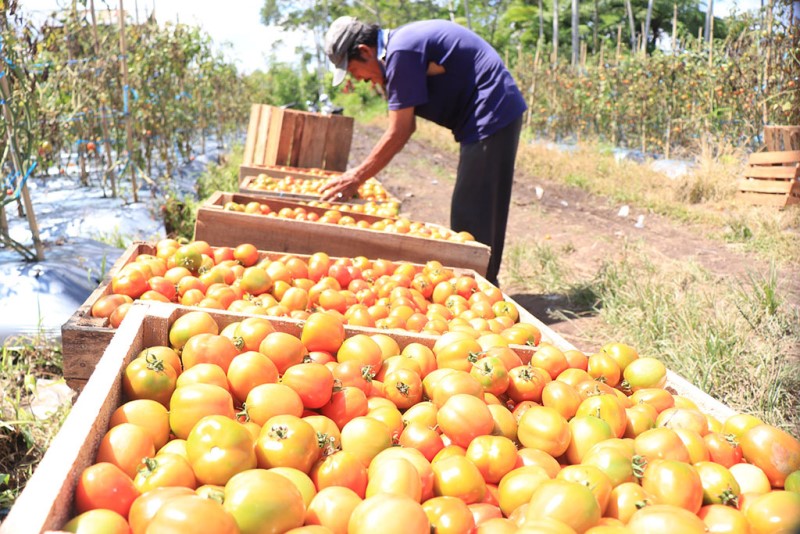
[764,125,800,152]
[242,104,354,171]
[4,291,738,533]
[736,149,800,208]
[194,202,491,275]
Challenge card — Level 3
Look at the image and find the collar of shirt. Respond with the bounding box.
[377,28,390,61]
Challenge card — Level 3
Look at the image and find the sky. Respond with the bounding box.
[22,0,764,74]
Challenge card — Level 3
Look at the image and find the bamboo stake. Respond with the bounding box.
[0,76,45,261]
[88,0,117,198]
[616,25,622,64]
[526,41,542,130]
[118,0,138,202]
[708,9,714,66]
[762,0,774,126]
[672,4,678,52]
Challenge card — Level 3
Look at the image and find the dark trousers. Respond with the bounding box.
[451,116,522,287]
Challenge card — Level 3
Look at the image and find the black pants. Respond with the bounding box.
[451,116,522,287]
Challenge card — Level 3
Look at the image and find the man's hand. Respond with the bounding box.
[319,170,362,201]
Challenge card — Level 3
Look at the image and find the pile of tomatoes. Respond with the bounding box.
[246,173,398,208]
[221,199,475,244]
[92,240,518,338]
[66,310,800,533]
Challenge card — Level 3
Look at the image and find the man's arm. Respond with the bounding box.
[320,107,416,200]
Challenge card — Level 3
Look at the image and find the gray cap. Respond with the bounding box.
[324,16,365,86]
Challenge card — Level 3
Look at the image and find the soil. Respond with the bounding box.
[350,121,800,352]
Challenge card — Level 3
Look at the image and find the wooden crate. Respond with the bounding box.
[238,164,402,210]
[195,199,491,276]
[62,241,498,391]
[736,150,800,208]
[3,295,737,533]
[764,125,800,152]
[242,104,354,171]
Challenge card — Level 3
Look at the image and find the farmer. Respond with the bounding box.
[319,17,527,287]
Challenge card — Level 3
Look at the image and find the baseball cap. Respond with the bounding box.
[324,16,364,86]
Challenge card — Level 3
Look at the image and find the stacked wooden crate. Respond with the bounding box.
[736,150,800,208]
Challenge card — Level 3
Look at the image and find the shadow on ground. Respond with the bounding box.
[508,292,599,326]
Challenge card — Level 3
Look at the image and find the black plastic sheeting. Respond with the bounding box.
[0,135,240,342]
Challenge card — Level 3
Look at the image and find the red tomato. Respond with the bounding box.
[541,380,582,420]
[634,427,691,464]
[383,368,424,409]
[436,393,494,448]
[169,383,235,440]
[506,364,550,404]
[531,343,570,380]
[111,264,150,298]
[739,424,800,488]
[91,294,134,318]
[606,482,653,523]
[320,386,369,429]
[226,351,279,405]
[133,453,197,493]
[465,435,519,484]
[256,415,322,473]
[641,459,704,513]
[311,450,368,497]
[525,479,601,533]
[703,432,743,468]
[423,496,476,534]
[109,398,170,450]
[398,421,445,462]
[95,423,155,478]
[127,486,195,534]
[743,490,800,534]
[74,462,139,517]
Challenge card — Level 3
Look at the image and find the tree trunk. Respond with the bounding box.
[572,0,580,66]
[593,0,599,52]
[624,0,636,52]
[552,0,559,66]
[643,0,654,53]
[704,0,714,43]
[539,0,545,42]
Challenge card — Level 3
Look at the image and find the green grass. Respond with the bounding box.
[0,333,68,516]
[506,240,800,433]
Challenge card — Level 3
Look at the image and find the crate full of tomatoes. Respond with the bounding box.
[8,300,800,533]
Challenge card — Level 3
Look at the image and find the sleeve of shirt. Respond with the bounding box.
[385,50,429,111]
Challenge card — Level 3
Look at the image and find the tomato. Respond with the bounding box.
[62,508,130,534]
[693,461,741,506]
[526,479,601,533]
[245,382,304,425]
[371,447,435,502]
[226,351,279,404]
[641,459,704,513]
[785,470,800,493]
[311,450,368,497]
[436,393,494,448]
[624,403,658,438]
[349,493,429,534]
[576,394,628,438]
[697,504,750,534]
[516,449,560,478]
[122,352,178,407]
[255,415,321,473]
[629,388,675,413]
[622,357,666,391]
[743,490,800,534]
[168,311,219,349]
[465,435,518,485]
[656,407,709,436]
[729,462,772,495]
[95,423,155,479]
[430,370,484,407]
[600,342,638,371]
[222,469,305,533]
[516,406,571,457]
[587,352,621,387]
[185,414,257,485]
[74,462,139,517]
[506,364,550,403]
[259,331,307,374]
[133,453,197,493]
[557,464,614,515]
[703,432,743,468]
[432,455,487,504]
[341,416,393,467]
[606,482,653,523]
[320,385,369,429]
[306,486,362,534]
[127,486,195,534]
[541,380,581,420]
[423,496,476,534]
[565,415,615,465]
[169,383,235,440]
[634,427,691,463]
[739,424,800,488]
[722,414,765,440]
[109,399,170,450]
[626,504,707,533]
[267,466,317,509]
[383,368,424,409]
[91,294,134,319]
[365,457,422,502]
[111,264,150,298]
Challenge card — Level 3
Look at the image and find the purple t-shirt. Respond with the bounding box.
[384,20,527,144]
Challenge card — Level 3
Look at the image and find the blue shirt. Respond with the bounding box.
[384,20,527,144]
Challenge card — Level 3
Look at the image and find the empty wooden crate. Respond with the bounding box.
[736,150,800,208]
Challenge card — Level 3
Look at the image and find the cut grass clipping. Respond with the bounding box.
[505,240,800,434]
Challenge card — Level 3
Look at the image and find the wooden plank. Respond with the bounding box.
[194,207,492,275]
[289,113,306,167]
[764,126,800,152]
[743,165,799,180]
[748,150,800,165]
[263,106,286,167]
[323,115,354,171]
[242,104,262,166]
[737,178,796,194]
[296,114,329,168]
[736,191,794,208]
[252,105,272,167]
[274,110,297,167]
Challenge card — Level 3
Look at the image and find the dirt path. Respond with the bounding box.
[351,122,800,351]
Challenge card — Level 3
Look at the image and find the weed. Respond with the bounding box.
[90,226,133,249]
